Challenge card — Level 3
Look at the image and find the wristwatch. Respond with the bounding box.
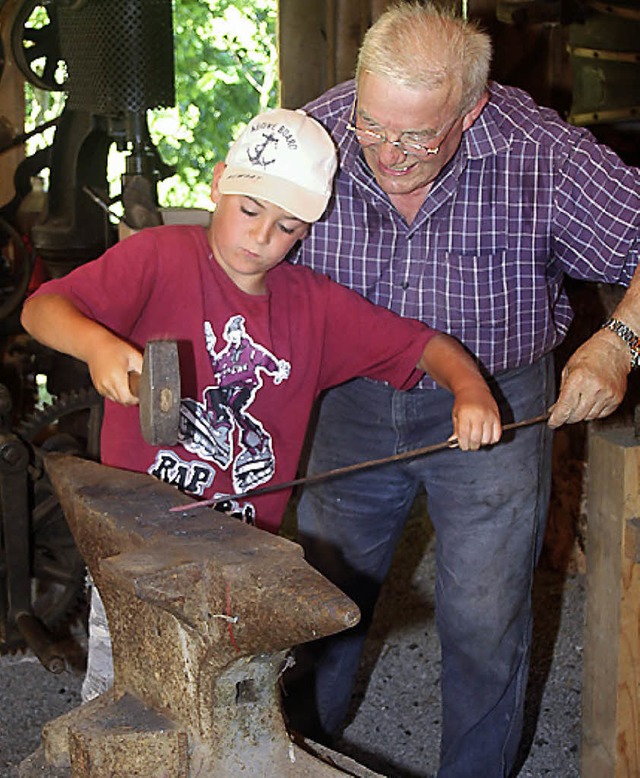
[601,317,640,369]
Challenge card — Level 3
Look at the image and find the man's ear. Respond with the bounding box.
[462,90,489,131]
[210,162,226,205]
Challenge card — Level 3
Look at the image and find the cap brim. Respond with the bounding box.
[218,168,328,223]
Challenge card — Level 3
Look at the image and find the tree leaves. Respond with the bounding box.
[152,0,278,208]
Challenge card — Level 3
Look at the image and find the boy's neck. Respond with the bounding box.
[209,249,268,296]
[238,276,268,296]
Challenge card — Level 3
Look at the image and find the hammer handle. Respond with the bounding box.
[128,371,141,399]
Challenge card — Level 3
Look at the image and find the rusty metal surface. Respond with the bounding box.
[19,453,369,776]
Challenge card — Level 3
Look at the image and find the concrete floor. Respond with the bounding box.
[334,522,585,778]
[0,508,585,778]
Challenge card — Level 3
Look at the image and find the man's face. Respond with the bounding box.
[355,71,481,198]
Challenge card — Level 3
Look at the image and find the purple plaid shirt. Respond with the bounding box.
[292,80,640,389]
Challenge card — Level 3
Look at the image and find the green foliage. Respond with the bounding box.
[24,0,278,210]
[152,0,279,208]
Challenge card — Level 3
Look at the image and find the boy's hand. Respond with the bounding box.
[451,386,502,451]
[87,338,144,406]
[20,294,144,406]
[417,332,502,449]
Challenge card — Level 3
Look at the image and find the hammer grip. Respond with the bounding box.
[128,371,141,399]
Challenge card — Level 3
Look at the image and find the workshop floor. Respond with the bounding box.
[331,515,585,778]
[0,504,585,778]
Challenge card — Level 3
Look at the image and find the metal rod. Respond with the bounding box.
[170,412,551,514]
[0,116,61,155]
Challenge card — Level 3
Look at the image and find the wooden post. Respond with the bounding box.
[334,0,369,84]
[0,0,26,207]
[278,0,329,109]
[581,424,640,777]
[278,0,391,111]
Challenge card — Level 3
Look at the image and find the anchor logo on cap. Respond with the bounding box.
[247,130,279,168]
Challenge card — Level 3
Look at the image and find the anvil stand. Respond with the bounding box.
[19,454,381,777]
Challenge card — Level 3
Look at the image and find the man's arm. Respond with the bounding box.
[418,333,502,451]
[549,264,640,428]
[21,293,143,405]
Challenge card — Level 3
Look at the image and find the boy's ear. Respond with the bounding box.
[210,162,226,205]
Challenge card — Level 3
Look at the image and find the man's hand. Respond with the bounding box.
[548,330,629,428]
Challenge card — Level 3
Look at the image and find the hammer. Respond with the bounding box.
[128,339,181,446]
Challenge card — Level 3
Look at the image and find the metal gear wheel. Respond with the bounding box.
[0,386,102,655]
[11,0,67,91]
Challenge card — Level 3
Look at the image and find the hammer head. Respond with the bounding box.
[139,340,180,446]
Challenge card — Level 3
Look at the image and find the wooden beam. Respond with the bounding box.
[0,0,26,207]
[581,424,640,777]
[278,0,328,109]
[278,0,390,110]
[335,0,369,84]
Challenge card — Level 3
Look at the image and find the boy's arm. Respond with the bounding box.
[21,293,143,405]
[418,333,502,451]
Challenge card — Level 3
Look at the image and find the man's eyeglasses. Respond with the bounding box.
[346,99,454,158]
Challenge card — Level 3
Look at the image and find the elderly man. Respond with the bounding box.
[287,3,640,777]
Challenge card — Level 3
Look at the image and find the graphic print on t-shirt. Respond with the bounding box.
[178,315,290,493]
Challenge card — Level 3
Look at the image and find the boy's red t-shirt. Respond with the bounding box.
[30,225,436,532]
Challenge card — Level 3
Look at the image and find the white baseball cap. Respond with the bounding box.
[218,108,337,222]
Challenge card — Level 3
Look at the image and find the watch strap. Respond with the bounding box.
[601,317,640,369]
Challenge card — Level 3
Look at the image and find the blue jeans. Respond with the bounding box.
[295,357,555,778]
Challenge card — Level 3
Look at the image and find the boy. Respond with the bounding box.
[21,108,501,698]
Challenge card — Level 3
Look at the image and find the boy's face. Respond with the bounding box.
[209,162,309,295]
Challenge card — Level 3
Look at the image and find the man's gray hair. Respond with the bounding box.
[356,2,492,115]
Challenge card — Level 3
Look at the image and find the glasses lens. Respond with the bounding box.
[349,117,441,157]
[354,127,382,146]
[404,140,436,156]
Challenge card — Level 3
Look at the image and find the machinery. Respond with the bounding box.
[1,0,639,672]
[0,0,175,665]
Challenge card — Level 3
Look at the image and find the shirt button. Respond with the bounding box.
[401,281,409,290]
